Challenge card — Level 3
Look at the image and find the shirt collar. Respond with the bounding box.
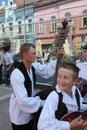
[84,61,87,65]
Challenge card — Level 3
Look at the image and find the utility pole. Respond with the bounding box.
[22,0,26,43]
[19,0,26,43]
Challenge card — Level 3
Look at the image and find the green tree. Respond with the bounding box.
[51,43,57,53]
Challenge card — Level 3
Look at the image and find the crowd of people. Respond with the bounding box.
[0,43,87,130]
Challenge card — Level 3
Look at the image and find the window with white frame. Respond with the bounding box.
[18,21,21,34]
[9,22,13,31]
[39,18,44,33]
[83,10,87,28]
[51,16,56,31]
[28,19,33,33]
[1,24,5,32]
[65,12,72,33]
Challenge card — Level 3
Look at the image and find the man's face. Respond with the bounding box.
[57,68,75,93]
[23,47,36,63]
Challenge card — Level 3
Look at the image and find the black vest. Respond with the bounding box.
[55,90,68,120]
[55,88,80,120]
[17,62,36,97]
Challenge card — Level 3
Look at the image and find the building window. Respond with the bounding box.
[65,12,71,21]
[9,23,13,31]
[18,21,21,33]
[83,10,87,28]
[51,16,56,31]
[28,19,33,33]
[39,18,44,33]
[83,17,87,27]
[16,17,22,21]
[2,24,5,32]
[65,12,71,18]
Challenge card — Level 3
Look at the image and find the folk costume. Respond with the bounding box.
[38,85,87,130]
[9,60,56,130]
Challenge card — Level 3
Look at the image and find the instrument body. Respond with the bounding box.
[61,110,87,130]
[61,110,87,121]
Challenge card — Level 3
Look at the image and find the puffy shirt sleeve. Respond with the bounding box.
[10,68,42,113]
[32,60,57,78]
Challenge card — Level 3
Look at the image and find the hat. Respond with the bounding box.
[82,44,87,50]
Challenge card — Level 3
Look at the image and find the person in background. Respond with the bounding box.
[38,62,87,130]
[1,45,14,86]
[9,43,64,130]
[76,44,87,101]
[37,51,42,63]
[0,48,5,84]
[44,50,50,61]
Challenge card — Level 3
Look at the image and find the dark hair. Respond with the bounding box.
[20,43,35,57]
[2,46,10,52]
[82,44,87,50]
[58,62,80,79]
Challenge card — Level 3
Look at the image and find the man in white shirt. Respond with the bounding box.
[9,43,64,130]
[77,44,87,101]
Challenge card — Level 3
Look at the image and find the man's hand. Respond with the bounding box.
[70,115,87,130]
[57,47,65,55]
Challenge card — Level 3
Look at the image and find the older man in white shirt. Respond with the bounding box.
[77,44,87,102]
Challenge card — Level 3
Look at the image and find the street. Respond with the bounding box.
[0,99,12,130]
[0,84,42,130]
[0,85,12,130]
[0,84,87,130]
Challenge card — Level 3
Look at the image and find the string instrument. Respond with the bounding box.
[53,19,68,87]
[76,78,87,97]
[61,110,87,130]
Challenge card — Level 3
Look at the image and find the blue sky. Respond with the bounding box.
[0,0,8,5]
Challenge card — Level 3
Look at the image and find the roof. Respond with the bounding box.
[34,0,66,8]
[35,0,58,7]
[14,0,66,8]
[14,0,38,7]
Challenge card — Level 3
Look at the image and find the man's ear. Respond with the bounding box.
[73,78,78,86]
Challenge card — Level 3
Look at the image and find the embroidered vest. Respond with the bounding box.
[17,62,36,97]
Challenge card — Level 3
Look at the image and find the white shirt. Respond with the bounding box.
[77,61,87,102]
[4,52,14,65]
[38,85,87,130]
[32,60,56,78]
[9,60,57,125]
[77,61,87,80]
